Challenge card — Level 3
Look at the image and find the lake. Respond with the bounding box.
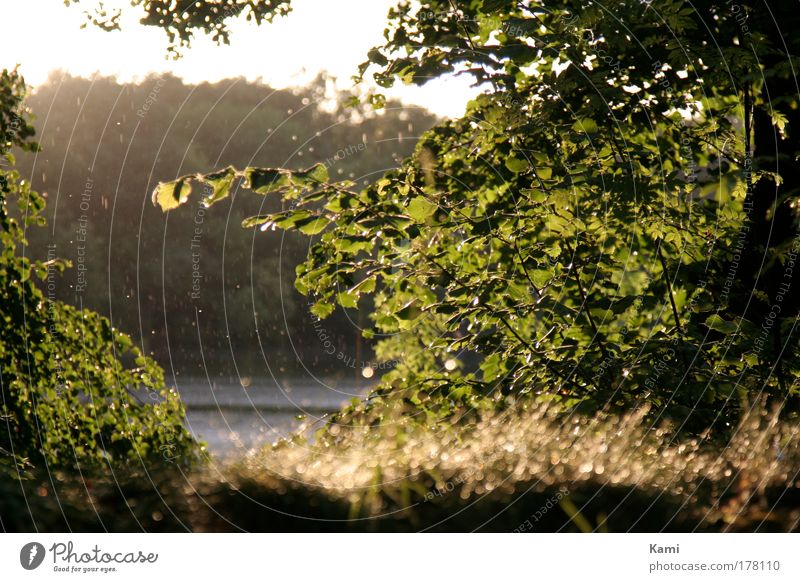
[174,378,366,455]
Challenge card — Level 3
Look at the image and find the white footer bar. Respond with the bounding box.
[1,534,796,581]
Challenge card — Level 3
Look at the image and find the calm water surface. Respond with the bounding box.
[175,378,366,455]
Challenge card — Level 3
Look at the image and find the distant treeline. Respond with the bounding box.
[17,73,437,382]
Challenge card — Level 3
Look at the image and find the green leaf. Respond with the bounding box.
[244,165,328,197]
[326,191,358,212]
[406,196,437,222]
[350,277,377,294]
[704,314,738,334]
[370,94,386,109]
[395,300,421,325]
[310,300,335,319]
[523,188,547,203]
[335,236,372,254]
[296,215,330,235]
[505,156,529,173]
[292,163,329,187]
[532,270,551,288]
[481,353,502,382]
[337,291,358,309]
[273,210,312,228]
[611,295,636,314]
[200,166,236,206]
[243,210,329,233]
[244,167,290,194]
[152,178,191,211]
[367,48,389,66]
[742,352,759,367]
[571,118,598,134]
[241,215,272,229]
[771,111,788,138]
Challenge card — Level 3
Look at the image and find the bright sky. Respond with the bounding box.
[1,0,479,118]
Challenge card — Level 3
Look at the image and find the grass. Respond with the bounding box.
[3,399,800,532]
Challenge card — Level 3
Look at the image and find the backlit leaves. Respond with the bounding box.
[152,164,329,212]
[152,178,191,211]
[144,0,800,430]
[200,166,236,205]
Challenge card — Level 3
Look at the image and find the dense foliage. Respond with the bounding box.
[0,69,199,473]
[145,1,800,432]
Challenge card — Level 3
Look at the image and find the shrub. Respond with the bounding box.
[0,69,201,474]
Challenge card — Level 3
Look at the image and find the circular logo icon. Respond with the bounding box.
[20,542,46,570]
